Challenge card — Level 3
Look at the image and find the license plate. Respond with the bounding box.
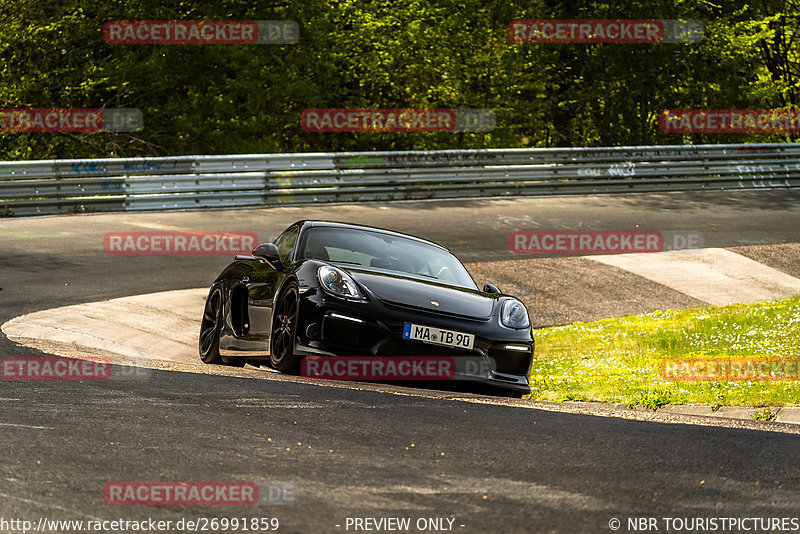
[402,323,475,350]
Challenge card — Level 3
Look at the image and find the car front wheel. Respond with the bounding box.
[199,287,224,364]
[270,283,301,373]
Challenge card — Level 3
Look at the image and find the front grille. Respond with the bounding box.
[321,315,383,350]
[376,338,476,357]
[489,346,533,376]
[379,299,488,322]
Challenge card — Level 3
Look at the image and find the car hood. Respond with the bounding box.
[346,268,495,319]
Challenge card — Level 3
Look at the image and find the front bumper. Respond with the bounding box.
[294,287,533,393]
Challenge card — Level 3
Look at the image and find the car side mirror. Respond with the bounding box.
[252,243,281,268]
[483,283,502,294]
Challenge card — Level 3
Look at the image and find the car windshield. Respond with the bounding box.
[301,227,477,290]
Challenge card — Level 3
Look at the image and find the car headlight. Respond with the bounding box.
[317,266,364,300]
[501,299,530,329]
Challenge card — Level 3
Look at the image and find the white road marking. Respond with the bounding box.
[0,423,53,429]
[0,492,104,520]
[122,221,200,232]
[588,248,800,305]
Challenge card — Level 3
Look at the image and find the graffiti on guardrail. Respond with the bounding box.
[609,162,636,176]
[576,163,635,177]
[339,155,385,166]
[337,152,501,167]
[66,161,108,175]
[383,152,499,165]
[739,178,793,189]
[3,146,799,217]
[122,160,179,172]
[572,146,704,159]
[100,180,124,191]
[55,158,186,176]
[734,163,798,188]
[736,145,781,154]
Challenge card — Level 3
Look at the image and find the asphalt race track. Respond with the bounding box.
[3,190,800,533]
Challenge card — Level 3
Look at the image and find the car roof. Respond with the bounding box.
[295,220,449,251]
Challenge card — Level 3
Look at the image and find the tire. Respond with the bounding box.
[474,384,526,398]
[496,390,525,399]
[270,283,301,373]
[199,287,224,364]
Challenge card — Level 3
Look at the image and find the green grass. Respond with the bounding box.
[751,407,777,421]
[529,296,800,408]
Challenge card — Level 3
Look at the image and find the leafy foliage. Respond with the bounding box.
[0,0,797,159]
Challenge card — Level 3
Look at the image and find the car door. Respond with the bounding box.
[246,224,299,338]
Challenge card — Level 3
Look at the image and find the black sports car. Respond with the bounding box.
[199,221,533,394]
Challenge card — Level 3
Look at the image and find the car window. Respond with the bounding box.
[274,224,299,264]
[301,227,477,289]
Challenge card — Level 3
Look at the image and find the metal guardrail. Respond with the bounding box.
[1,143,799,216]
